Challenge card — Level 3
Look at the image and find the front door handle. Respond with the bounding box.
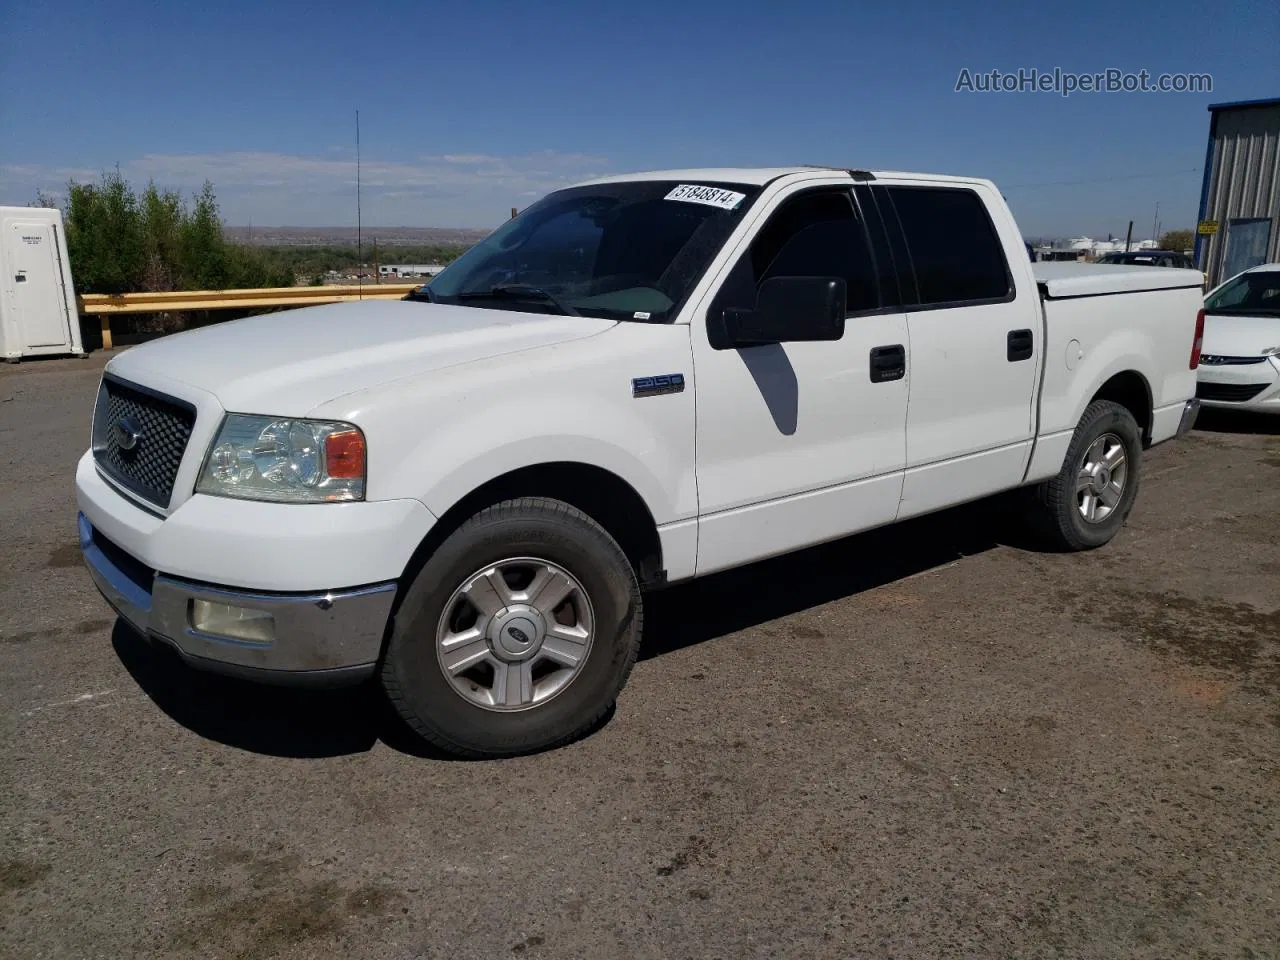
[869,344,906,383]
[14,272,26,283]
[1007,328,1033,362]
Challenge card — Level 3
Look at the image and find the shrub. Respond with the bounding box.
[55,170,291,294]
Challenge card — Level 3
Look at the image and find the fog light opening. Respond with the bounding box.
[189,599,275,645]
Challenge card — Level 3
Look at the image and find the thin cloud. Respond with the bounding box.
[0,149,612,226]
[131,150,609,190]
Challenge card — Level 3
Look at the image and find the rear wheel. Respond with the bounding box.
[1030,400,1143,551]
[381,497,642,758]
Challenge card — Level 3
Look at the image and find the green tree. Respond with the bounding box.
[64,167,145,294]
[139,181,183,291]
[52,170,469,299]
[177,181,231,289]
[1159,229,1194,253]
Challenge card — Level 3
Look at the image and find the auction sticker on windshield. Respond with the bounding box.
[664,184,746,210]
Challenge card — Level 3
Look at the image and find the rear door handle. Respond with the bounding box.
[869,344,906,383]
[1007,328,1033,362]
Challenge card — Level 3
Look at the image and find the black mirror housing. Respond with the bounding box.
[718,276,846,349]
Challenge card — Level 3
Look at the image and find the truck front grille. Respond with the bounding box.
[1195,382,1269,403]
[92,376,196,508]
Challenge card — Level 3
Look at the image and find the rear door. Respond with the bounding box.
[6,221,74,350]
[875,182,1042,518]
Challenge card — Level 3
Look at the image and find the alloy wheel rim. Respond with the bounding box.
[1076,433,1128,524]
[435,557,595,712]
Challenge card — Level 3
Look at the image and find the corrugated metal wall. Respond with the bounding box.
[1198,103,1280,286]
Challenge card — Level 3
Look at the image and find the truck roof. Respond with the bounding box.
[573,167,992,188]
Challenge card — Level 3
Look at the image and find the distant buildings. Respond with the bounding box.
[1036,238,1160,261]
[378,264,446,278]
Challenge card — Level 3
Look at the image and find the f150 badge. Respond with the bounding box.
[632,374,685,398]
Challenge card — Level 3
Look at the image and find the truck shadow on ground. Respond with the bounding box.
[112,494,1037,761]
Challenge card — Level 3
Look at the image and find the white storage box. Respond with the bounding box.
[0,206,84,361]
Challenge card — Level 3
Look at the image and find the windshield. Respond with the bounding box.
[1204,271,1280,316]
[422,180,760,321]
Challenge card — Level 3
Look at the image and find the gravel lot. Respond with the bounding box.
[2,353,1278,959]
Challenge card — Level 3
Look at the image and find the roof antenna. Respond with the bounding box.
[356,109,363,299]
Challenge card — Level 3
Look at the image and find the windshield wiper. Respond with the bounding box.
[454,283,581,317]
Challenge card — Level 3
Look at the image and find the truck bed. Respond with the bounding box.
[1033,262,1204,299]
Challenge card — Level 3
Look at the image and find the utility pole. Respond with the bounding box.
[356,109,362,296]
[373,237,379,284]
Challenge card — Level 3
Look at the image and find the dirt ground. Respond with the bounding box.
[2,354,1278,959]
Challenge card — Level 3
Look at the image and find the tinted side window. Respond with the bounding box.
[715,190,880,317]
[854,184,902,308]
[886,187,1011,306]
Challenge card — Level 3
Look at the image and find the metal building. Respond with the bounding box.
[1194,97,1280,286]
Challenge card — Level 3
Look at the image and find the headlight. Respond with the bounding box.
[196,415,366,503]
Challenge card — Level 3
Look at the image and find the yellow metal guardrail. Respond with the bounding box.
[77,283,421,350]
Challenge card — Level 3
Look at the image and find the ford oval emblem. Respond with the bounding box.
[113,416,143,451]
[506,625,531,645]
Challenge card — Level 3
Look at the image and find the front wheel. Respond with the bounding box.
[381,497,643,758]
[1029,399,1143,551]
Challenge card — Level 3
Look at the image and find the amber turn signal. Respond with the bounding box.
[324,429,366,480]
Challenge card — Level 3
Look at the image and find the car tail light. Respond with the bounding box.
[1190,308,1205,370]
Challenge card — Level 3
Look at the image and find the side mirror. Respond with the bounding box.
[719,276,846,348]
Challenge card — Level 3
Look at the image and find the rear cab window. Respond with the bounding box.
[882,185,1014,308]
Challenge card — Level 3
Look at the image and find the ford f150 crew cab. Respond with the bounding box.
[77,166,1205,757]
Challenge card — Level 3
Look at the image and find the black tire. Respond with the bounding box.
[380,497,642,758]
[1030,400,1143,551]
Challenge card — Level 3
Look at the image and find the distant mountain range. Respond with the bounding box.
[224,226,492,247]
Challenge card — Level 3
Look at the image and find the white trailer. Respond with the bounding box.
[0,206,84,361]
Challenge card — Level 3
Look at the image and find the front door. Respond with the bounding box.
[6,222,73,350]
[690,182,910,575]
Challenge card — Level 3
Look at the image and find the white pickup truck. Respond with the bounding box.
[77,166,1205,757]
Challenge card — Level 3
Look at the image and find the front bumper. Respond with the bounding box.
[80,513,396,687]
[1196,357,1280,413]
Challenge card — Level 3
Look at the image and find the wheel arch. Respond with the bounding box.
[393,461,666,627]
[1089,369,1154,444]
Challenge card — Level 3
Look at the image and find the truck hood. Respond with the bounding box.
[1202,312,1280,358]
[105,299,615,415]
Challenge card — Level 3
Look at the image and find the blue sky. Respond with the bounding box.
[1,0,1276,236]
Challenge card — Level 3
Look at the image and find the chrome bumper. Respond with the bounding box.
[1176,398,1201,437]
[79,513,395,687]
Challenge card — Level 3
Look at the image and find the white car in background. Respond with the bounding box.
[1196,263,1280,413]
